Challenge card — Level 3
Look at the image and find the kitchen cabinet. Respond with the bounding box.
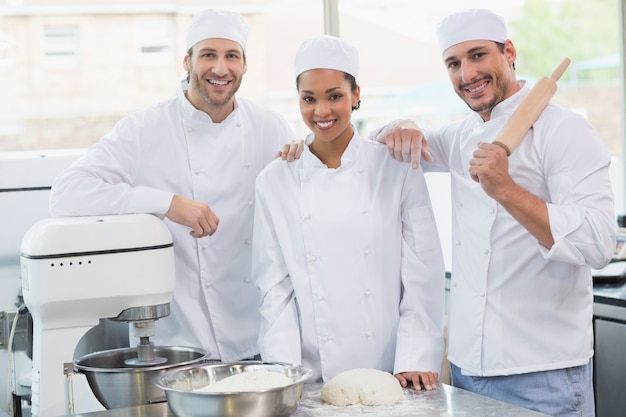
[593,283,626,417]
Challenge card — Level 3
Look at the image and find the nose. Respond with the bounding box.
[212,57,228,77]
[460,61,477,83]
[314,100,331,117]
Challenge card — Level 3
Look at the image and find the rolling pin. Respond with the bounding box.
[492,57,571,156]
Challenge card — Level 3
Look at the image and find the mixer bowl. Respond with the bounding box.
[74,345,206,409]
[155,361,313,417]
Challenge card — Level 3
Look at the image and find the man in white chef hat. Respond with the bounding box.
[183,9,249,117]
[50,8,297,363]
[373,8,614,417]
[436,8,516,120]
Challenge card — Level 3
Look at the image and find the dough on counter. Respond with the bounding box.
[321,368,404,406]
[194,370,292,392]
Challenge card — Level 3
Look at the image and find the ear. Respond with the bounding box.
[352,84,361,107]
[504,39,517,67]
[183,54,191,72]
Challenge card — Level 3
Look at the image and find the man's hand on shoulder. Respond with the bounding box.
[374,119,432,169]
[166,195,220,238]
[276,140,305,162]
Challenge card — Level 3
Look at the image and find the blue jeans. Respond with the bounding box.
[450,361,595,417]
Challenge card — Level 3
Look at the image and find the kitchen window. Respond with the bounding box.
[0,34,14,66]
[0,0,623,217]
[43,24,79,68]
[134,18,175,66]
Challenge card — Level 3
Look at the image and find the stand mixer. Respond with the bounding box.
[20,214,178,417]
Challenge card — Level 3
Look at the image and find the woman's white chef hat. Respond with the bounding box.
[436,8,507,54]
[186,9,249,52]
[294,34,360,79]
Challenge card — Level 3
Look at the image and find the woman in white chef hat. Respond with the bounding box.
[251,34,446,390]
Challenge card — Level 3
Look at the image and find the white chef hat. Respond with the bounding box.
[436,9,507,54]
[185,9,249,52]
[294,34,360,79]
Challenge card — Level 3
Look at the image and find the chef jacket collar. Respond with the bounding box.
[302,127,359,169]
[178,80,240,124]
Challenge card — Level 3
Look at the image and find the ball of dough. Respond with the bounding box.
[321,368,404,406]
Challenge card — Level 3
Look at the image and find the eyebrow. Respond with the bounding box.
[300,86,342,95]
[444,45,489,64]
[197,47,242,55]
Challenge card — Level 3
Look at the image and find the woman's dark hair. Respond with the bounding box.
[295,71,361,111]
[344,73,361,111]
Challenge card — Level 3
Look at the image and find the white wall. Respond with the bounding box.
[0,149,83,414]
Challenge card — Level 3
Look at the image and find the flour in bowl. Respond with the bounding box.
[194,370,293,393]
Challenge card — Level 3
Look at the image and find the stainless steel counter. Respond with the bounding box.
[70,383,548,417]
[594,280,626,320]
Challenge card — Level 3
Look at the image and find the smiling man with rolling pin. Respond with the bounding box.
[374,8,615,417]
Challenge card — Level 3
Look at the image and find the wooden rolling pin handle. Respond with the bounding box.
[551,58,571,81]
[492,140,512,156]
[490,57,570,157]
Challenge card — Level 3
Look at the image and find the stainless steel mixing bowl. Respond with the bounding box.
[74,345,206,409]
[155,361,313,417]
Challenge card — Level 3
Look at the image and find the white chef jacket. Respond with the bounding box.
[252,132,446,382]
[49,81,294,361]
[423,81,616,376]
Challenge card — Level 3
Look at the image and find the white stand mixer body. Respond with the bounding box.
[20,214,176,417]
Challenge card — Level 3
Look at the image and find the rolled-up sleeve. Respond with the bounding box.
[539,113,616,269]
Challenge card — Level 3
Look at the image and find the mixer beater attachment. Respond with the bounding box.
[116,304,170,366]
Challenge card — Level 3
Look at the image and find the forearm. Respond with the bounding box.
[496,182,554,249]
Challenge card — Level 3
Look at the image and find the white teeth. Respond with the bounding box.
[209,80,228,86]
[316,121,333,128]
[468,82,488,92]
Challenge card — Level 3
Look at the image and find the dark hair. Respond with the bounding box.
[344,73,361,111]
[295,71,361,111]
[495,41,515,71]
[186,47,193,81]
